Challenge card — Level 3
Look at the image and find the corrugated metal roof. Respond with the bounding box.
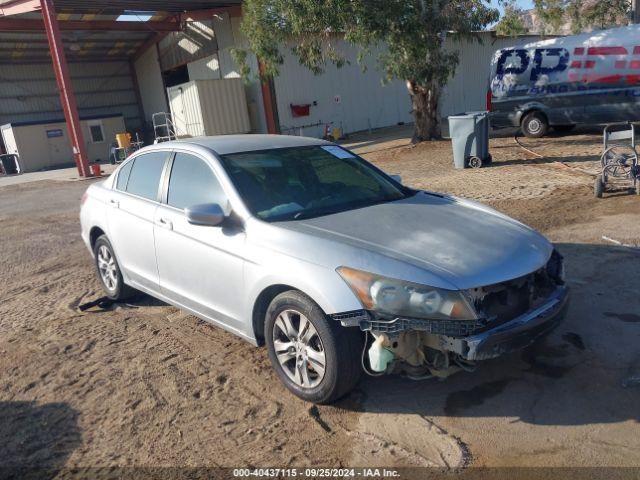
[0,1,241,62]
[0,29,150,62]
[0,0,241,14]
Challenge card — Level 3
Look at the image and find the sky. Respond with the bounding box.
[490,0,534,16]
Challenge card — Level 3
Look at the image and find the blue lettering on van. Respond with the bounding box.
[530,48,569,82]
[495,49,530,77]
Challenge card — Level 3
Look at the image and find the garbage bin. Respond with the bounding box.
[0,154,20,175]
[448,111,492,169]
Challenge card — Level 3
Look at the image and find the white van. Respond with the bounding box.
[489,24,640,137]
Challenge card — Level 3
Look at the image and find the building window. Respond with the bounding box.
[88,121,105,143]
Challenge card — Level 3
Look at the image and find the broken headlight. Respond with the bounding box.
[337,267,478,321]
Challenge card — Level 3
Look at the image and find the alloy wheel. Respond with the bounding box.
[97,245,118,291]
[272,309,326,388]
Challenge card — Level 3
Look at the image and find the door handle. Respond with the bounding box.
[158,217,173,230]
[109,198,119,208]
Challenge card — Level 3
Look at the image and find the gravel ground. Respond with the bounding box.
[1,132,639,475]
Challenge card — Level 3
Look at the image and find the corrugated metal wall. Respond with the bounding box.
[167,78,250,137]
[270,33,549,136]
[158,20,218,71]
[440,34,549,117]
[272,39,413,138]
[0,61,142,130]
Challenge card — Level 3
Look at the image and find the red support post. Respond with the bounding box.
[40,0,90,177]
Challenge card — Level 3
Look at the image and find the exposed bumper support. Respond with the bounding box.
[436,286,569,361]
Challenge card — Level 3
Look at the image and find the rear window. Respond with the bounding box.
[115,160,133,191]
[125,152,168,201]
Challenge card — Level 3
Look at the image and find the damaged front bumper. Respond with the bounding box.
[332,285,569,363]
[419,285,569,361]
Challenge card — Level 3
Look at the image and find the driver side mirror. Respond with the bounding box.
[186,203,225,227]
[390,174,402,184]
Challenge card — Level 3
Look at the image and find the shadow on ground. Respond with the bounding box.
[336,243,640,427]
[0,401,81,477]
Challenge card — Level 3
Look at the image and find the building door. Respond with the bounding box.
[46,128,72,168]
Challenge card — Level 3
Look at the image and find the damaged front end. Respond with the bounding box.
[333,250,569,379]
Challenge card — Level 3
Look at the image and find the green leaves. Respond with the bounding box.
[236,0,498,90]
[235,0,498,140]
[534,0,631,34]
[496,0,529,36]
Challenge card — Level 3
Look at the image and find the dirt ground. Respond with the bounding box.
[1,131,639,476]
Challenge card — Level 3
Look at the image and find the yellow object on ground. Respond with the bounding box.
[331,127,342,141]
[115,133,131,149]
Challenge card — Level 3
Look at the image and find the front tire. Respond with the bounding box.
[521,111,548,138]
[93,235,136,301]
[265,291,363,404]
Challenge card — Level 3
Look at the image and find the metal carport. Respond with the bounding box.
[0,0,241,176]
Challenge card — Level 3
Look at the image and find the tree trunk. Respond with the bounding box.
[408,81,441,143]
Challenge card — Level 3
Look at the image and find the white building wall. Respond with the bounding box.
[272,39,413,138]
[134,46,169,124]
[186,13,267,133]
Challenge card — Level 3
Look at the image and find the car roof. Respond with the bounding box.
[169,134,333,156]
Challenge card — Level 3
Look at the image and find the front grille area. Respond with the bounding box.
[363,317,483,336]
[331,251,564,338]
[472,265,558,332]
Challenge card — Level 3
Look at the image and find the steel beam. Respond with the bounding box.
[40,0,90,177]
[179,5,242,21]
[0,17,181,31]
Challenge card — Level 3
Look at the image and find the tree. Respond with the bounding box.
[496,0,529,36]
[233,0,499,142]
[533,0,567,34]
[581,0,630,29]
[534,0,631,34]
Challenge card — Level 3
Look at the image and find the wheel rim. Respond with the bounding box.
[272,309,326,389]
[97,245,118,292]
[528,118,541,134]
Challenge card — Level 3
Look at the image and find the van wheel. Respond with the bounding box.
[521,111,548,138]
[264,290,363,404]
[468,156,483,168]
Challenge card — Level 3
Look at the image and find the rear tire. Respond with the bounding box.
[594,177,604,198]
[265,290,363,404]
[93,235,137,301]
[521,111,548,138]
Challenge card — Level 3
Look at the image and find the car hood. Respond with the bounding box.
[278,192,553,290]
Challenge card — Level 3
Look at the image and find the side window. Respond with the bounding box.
[126,151,168,201]
[115,159,133,191]
[167,153,226,210]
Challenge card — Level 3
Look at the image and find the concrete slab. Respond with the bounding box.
[0,164,116,187]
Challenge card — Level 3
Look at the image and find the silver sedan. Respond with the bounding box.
[80,135,568,403]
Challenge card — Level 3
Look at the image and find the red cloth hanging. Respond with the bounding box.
[290,104,311,117]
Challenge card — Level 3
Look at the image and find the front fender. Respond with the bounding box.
[242,251,363,341]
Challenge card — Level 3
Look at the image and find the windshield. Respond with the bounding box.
[220,145,409,221]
